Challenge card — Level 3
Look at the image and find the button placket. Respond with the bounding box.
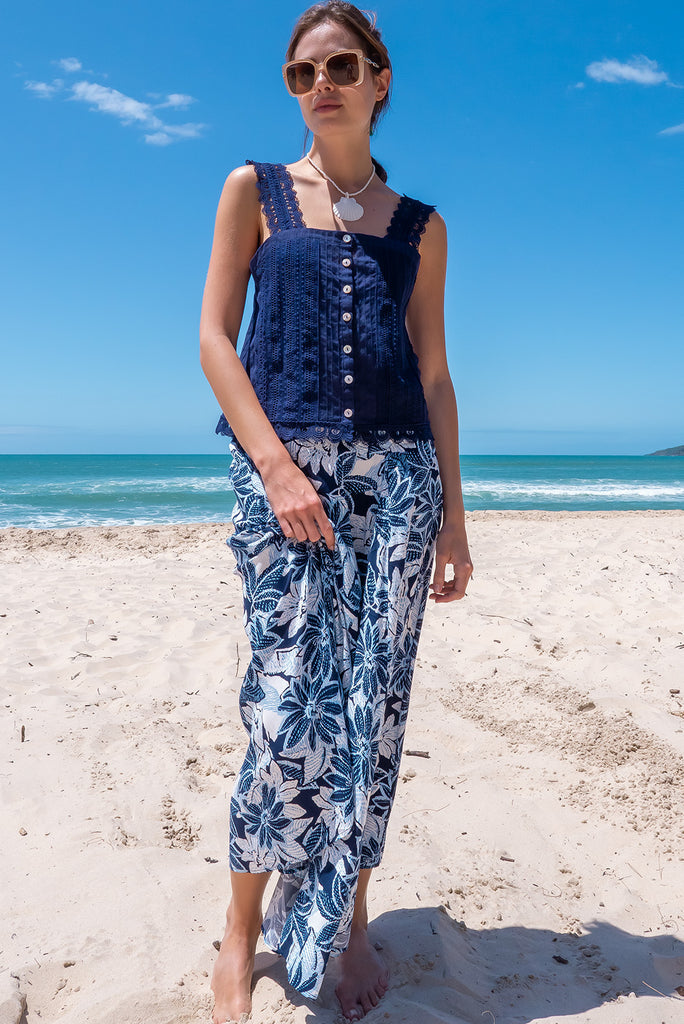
[339,234,355,424]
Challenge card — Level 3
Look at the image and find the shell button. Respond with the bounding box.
[342,234,352,243]
[344,374,354,384]
[343,408,353,418]
[342,257,351,267]
[343,344,352,354]
[342,312,352,322]
[343,285,352,294]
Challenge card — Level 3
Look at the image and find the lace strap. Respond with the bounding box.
[246,160,305,233]
[387,196,436,249]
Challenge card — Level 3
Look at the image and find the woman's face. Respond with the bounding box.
[291,20,390,138]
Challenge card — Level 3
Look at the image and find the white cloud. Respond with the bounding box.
[25,79,62,99]
[68,81,205,142]
[71,81,161,127]
[156,93,196,110]
[586,55,669,86]
[57,57,82,73]
[145,131,174,146]
[164,122,205,138]
[660,122,684,136]
[145,121,206,145]
[23,62,205,145]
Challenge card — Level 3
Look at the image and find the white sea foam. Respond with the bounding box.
[463,480,684,500]
[0,508,231,529]
[0,475,230,497]
[6,478,683,503]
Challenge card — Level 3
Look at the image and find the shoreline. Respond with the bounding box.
[2,505,684,537]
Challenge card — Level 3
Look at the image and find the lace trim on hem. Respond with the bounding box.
[216,415,433,443]
[273,423,434,442]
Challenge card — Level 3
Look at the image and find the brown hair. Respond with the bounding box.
[286,2,392,181]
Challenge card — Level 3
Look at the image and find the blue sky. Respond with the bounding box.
[2,0,682,455]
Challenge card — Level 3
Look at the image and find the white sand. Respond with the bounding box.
[2,513,684,1024]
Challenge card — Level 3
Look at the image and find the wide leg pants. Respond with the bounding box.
[226,434,443,998]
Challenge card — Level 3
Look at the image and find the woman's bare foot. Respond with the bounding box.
[335,924,390,1021]
[210,906,262,1024]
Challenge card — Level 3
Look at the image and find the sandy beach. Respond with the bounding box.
[2,512,684,1024]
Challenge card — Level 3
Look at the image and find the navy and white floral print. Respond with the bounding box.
[226,435,442,998]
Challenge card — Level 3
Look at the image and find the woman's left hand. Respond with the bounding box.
[429,522,473,603]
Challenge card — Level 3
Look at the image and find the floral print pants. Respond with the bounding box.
[226,435,442,998]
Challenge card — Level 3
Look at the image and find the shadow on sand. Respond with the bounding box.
[250,905,684,1023]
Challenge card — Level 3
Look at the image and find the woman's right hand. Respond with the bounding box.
[260,456,336,551]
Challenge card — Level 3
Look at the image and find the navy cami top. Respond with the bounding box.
[215,160,436,443]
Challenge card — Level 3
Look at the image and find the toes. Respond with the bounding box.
[337,988,363,1022]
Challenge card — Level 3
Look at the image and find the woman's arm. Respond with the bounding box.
[405,212,473,602]
[199,166,335,549]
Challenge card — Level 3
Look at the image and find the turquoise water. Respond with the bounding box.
[1,454,683,528]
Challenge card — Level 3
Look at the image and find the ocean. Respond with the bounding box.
[1,454,683,529]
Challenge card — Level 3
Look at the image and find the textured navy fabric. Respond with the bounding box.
[215,161,436,443]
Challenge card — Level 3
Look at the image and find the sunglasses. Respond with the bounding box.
[282,48,380,97]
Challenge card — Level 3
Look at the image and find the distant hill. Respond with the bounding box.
[648,444,684,456]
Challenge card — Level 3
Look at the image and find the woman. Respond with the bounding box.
[199,3,473,1020]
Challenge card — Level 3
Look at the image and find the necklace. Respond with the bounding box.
[306,154,375,222]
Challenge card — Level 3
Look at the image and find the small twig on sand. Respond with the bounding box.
[476,612,533,627]
[405,749,430,758]
[235,641,241,677]
[402,803,450,818]
[641,980,683,999]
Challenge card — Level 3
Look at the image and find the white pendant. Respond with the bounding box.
[333,195,364,221]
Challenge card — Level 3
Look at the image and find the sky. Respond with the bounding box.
[1,0,683,455]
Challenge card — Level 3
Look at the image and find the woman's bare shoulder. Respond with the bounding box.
[421,207,447,250]
[209,165,262,254]
[220,162,259,198]
[214,165,262,230]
